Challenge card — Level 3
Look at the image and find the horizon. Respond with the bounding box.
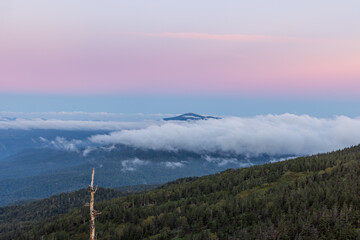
[1,94,360,118]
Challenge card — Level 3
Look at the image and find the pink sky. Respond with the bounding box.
[1,0,359,98]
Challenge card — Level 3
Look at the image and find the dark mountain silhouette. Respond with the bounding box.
[163,113,220,121]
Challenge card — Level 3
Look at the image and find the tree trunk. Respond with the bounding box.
[89,168,99,240]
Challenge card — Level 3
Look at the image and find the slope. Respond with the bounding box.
[0,185,158,240]
[5,145,360,239]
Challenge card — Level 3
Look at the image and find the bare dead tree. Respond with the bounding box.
[89,168,101,240]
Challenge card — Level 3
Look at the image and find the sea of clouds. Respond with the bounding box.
[2,113,360,156]
[0,118,158,131]
[89,114,360,156]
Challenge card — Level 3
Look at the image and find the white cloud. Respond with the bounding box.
[83,145,116,156]
[89,114,360,156]
[162,161,186,169]
[121,158,149,172]
[0,111,173,121]
[0,118,157,130]
[100,145,116,152]
[83,146,96,156]
[39,137,48,142]
[49,137,82,152]
[269,156,297,163]
[203,156,246,167]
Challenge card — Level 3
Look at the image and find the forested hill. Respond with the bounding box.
[4,145,360,239]
[0,185,158,240]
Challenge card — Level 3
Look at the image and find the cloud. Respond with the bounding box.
[83,146,96,156]
[39,137,48,142]
[48,137,82,152]
[203,156,252,167]
[0,118,157,130]
[161,161,186,169]
[121,158,149,172]
[89,114,360,156]
[125,32,303,43]
[83,145,116,156]
[269,156,297,163]
[0,111,173,121]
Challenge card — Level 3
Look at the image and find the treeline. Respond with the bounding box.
[3,145,360,239]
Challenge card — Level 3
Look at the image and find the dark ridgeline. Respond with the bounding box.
[163,113,220,121]
[1,145,360,239]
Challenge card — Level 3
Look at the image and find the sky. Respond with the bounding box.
[0,0,360,115]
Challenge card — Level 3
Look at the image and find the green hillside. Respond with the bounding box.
[3,145,360,240]
[0,185,158,240]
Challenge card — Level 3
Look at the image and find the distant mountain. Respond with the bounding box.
[163,113,220,121]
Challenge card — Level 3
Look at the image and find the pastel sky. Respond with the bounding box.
[0,0,360,115]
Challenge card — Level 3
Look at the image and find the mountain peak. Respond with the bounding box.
[163,113,220,121]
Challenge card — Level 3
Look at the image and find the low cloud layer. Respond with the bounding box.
[161,161,187,169]
[121,158,149,172]
[40,137,82,152]
[82,145,116,157]
[203,156,252,167]
[90,114,360,156]
[0,118,157,130]
[1,111,173,121]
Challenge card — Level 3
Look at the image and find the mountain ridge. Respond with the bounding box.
[163,113,220,121]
